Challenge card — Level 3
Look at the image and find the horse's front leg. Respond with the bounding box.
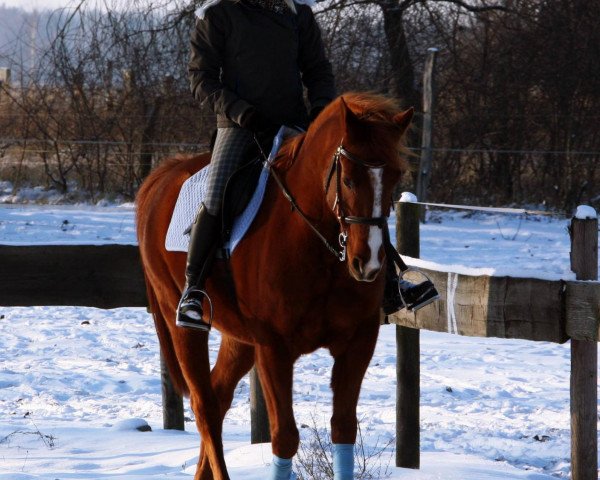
[255,343,299,480]
[330,317,380,480]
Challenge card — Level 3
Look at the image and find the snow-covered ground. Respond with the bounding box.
[0,203,598,479]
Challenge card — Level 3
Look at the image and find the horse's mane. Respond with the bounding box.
[342,91,403,122]
[139,92,407,181]
[346,92,412,165]
[274,133,306,169]
[273,92,410,170]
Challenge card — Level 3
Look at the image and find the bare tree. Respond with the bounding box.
[1,0,598,210]
[1,0,209,199]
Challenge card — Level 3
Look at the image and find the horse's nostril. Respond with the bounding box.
[365,269,378,281]
[352,257,363,276]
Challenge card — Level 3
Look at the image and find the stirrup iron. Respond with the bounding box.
[398,267,440,312]
[176,287,214,331]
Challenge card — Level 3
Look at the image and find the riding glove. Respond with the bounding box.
[239,108,277,134]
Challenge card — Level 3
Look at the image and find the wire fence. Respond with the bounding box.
[398,200,561,216]
[1,136,599,211]
[2,137,600,158]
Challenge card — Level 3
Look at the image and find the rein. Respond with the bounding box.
[269,165,347,260]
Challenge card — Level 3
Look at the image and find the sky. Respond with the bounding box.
[1,0,71,10]
[0,0,180,10]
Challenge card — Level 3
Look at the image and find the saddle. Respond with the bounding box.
[220,156,263,245]
[165,127,300,255]
[219,127,302,249]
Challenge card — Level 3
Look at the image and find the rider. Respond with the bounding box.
[178,0,437,331]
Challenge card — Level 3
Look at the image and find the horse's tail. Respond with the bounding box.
[136,154,209,398]
[144,272,190,396]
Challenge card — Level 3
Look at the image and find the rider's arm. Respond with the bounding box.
[297,5,336,115]
[188,7,252,126]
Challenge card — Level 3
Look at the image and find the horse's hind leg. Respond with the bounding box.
[196,335,255,480]
[172,330,230,480]
[329,318,380,480]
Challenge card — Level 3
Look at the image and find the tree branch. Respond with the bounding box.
[428,0,509,13]
[318,0,509,13]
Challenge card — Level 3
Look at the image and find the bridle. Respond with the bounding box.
[269,143,390,262]
[326,145,388,227]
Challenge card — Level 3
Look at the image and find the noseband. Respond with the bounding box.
[270,143,388,262]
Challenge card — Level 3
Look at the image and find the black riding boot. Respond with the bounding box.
[382,260,440,314]
[176,203,220,330]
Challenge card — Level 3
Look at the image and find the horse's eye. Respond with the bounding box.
[343,178,354,189]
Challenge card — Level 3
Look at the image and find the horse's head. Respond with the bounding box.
[317,93,413,282]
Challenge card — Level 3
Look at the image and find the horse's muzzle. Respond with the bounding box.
[350,256,381,282]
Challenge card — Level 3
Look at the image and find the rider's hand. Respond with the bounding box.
[240,108,279,158]
[239,108,277,134]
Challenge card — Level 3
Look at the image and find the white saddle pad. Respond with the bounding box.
[165,164,270,253]
[165,126,297,254]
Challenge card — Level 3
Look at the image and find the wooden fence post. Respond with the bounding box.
[161,352,185,430]
[416,47,438,219]
[250,367,271,443]
[395,195,421,469]
[0,68,10,86]
[0,68,11,104]
[569,206,598,480]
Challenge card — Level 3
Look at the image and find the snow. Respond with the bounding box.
[1,204,598,479]
[403,257,574,281]
[111,418,152,431]
[0,204,136,246]
[575,205,597,220]
[399,192,418,203]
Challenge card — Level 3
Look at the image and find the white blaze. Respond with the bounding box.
[364,168,383,276]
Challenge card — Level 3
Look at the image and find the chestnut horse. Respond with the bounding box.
[136,92,413,480]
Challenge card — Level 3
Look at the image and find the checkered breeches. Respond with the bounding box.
[203,127,255,215]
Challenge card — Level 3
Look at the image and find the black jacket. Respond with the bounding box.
[189,0,336,128]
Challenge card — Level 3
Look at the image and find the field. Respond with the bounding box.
[0,204,597,479]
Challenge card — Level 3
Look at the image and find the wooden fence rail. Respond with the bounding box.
[0,244,147,308]
[0,243,187,429]
[0,243,261,435]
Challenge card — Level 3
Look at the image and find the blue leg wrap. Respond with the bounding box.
[333,443,354,480]
[269,455,294,480]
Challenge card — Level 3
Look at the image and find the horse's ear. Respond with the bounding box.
[393,107,414,133]
[340,96,362,137]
